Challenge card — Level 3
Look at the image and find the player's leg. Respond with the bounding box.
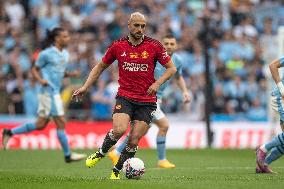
[2,92,52,149]
[110,103,156,179]
[111,120,150,179]
[53,116,86,163]
[2,116,49,149]
[152,102,175,168]
[108,133,130,165]
[86,96,132,168]
[263,122,284,168]
[86,113,130,168]
[256,96,283,173]
[108,122,135,165]
[154,117,175,168]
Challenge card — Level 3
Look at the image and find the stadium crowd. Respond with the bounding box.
[0,0,284,121]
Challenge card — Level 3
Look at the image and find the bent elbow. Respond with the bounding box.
[172,67,177,75]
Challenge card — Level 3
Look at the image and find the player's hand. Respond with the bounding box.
[147,82,160,95]
[183,92,191,103]
[39,79,48,86]
[72,86,87,101]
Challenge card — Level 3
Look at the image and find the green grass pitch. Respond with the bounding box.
[0,149,284,189]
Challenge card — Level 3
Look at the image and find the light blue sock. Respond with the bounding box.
[264,132,284,151]
[265,146,284,165]
[116,134,129,154]
[57,130,71,157]
[157,136,166,160]
[11,123,36,134]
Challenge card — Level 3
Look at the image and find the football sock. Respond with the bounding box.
[265,146,284,165]
[11,123,36,135]
[264,132,284,151]
[57,129,71,157]
[157,136,166,160]
[114,145,137,171]
[100,129,118,155]
[116,134,130,155]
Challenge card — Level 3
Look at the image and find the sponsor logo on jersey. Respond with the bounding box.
[130,52,139,59]
[122,62,148,72]
[121,52,126,57]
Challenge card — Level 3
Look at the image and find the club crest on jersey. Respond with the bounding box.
[122,62,148,72]
[130,52,139,59]
[141,51,149,59]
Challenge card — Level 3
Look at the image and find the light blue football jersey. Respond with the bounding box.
[271,56,284,97]
[35,46,69,94]
[155,53,183,99]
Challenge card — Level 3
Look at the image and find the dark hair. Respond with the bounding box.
[44,27,65,48]
[163,34,175,39]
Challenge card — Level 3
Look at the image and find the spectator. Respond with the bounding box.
[90,80,112,120]
[2,0,284,121]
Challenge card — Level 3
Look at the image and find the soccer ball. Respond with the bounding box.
[122,158,145,179]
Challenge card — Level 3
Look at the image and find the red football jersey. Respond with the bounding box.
[102,36,171,102]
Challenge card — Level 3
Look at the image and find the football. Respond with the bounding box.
[122,158,145,179]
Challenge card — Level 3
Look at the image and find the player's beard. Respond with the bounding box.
[130,32,143,40]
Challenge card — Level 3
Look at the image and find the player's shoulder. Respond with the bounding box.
[144,36,164,49]
[109,36,128,47]
[172,53,182,63]
[38,47,51,58]
[62,48,69,55]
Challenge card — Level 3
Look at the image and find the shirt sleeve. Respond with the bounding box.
[102,42,116,64]
[280,56,284,66]
[35,51,47,68]
[156,41,171,65]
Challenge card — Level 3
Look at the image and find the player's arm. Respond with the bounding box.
[72,62,110,97]
[269,58,284,95]
[31,66,48,86]
[73,42,116,98]
[176,75,190,103]
[32,52,48,86]
[147,59,177,95]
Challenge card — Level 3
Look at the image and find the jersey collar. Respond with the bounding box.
[52,46,64,53]
[127,35,145,47]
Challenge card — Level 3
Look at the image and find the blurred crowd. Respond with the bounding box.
[0,0,284,121]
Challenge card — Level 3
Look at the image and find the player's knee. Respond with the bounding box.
[36,118,50,130]
[112,125,127,139]
[160,125,169,132]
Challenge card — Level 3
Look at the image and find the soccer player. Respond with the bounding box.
[108,34,190,168]
[72,12,177,179]
[256,57,284,173]
[2,27,86,163]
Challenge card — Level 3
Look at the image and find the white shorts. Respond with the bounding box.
[37,93,64,117]
[271,95,284,121]
[152,101,166,121]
